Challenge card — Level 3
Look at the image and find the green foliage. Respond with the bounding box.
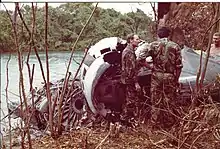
[0,10,13,52]
[0,3,154,53]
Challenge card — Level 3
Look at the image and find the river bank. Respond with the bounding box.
[0,48,84,54]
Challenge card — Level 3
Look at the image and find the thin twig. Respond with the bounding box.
[95,131,110,149]
[16,2,46,84]
[24,4,38,132]
[43,2,54,137]
[5,54,12,149]
[149,138,167,149]
[4,90,20,98]
[6,2,32,148]
[17,4,31,38]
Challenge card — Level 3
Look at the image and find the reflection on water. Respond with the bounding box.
[0,51,83,131]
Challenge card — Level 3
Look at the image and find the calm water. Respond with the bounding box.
[0,51,83,131]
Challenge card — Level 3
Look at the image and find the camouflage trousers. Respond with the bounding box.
[150,72,179,130]
[121,83,139,124]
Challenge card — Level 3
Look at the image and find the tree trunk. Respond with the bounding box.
[157,2,180,28]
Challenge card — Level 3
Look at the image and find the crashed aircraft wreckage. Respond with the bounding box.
[9,37,220,130]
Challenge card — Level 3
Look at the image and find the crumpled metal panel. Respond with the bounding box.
[83,54,110,114]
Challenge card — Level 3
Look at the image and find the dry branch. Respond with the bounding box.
[57,3,99,135]
[5,54,12,149]
[16,3,47,85]
[43,2,54,137]
[95,131,110,149]
[4,2,33,148]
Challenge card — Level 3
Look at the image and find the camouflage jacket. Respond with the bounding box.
[139,38,183,76]
[121,44,138,84]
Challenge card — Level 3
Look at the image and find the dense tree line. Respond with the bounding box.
[0,3,155,53]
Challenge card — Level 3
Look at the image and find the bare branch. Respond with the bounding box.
[43,2,55,137]
[5,54,12,149]
[57,3,99,135]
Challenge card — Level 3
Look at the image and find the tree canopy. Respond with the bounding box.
[0,3,155,53]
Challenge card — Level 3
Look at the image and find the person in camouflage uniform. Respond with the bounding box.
[121,33,141,127]
[138,27,183,130]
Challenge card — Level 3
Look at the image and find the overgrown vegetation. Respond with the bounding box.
[164,3,220,50]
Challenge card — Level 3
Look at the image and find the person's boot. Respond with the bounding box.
[109,122,116,137]
[114,122,122,137]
